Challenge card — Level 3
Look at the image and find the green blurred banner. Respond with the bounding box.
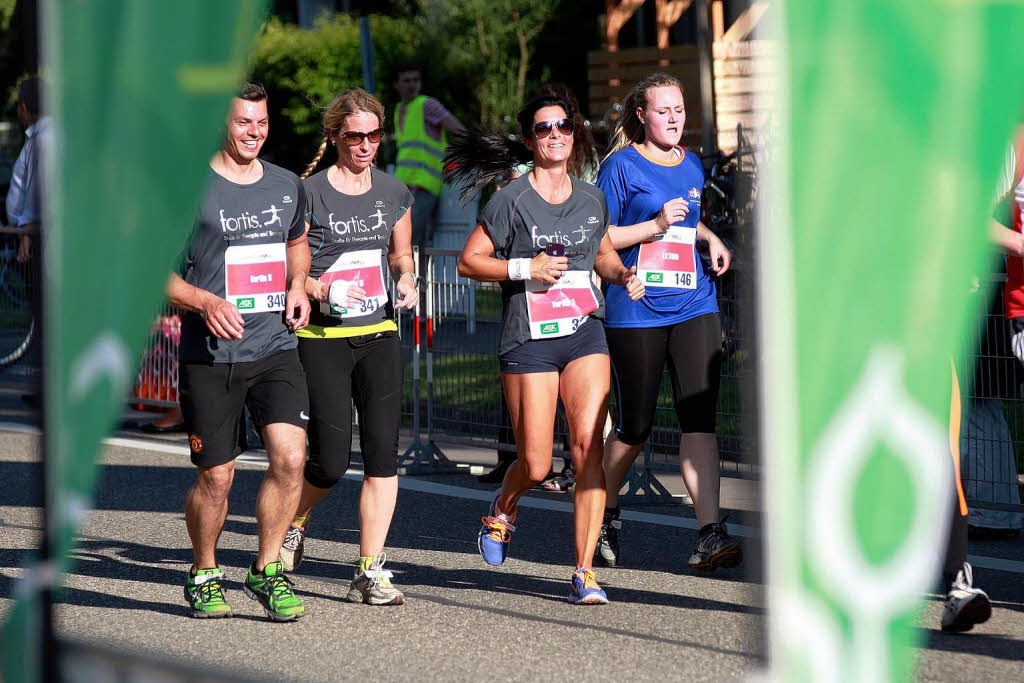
[1,2,268,681]
[762,2,1024,681]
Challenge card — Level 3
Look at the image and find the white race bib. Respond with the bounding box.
[319,249,388,319]
[636,226,698,290]
[224,243,287,314]
[525,270,599,340]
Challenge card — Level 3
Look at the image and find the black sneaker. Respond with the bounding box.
[595,519,621,567]
[688,519,742,571]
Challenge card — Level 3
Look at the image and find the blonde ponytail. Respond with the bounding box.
[604,72,683,161]
[301,136,328,179]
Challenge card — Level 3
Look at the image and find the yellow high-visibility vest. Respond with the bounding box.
[394,95,446,196]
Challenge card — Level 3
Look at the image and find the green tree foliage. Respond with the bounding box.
[248,12,479,173]
[248,15,366,173]
[249,3,574,173]
[416,0,554,131]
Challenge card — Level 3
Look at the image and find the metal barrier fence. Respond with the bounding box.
[960,279,1024,523]
[124,247,1023,518]
[419,247,752,503]
[0,225,40,381]
[130,266,421,459]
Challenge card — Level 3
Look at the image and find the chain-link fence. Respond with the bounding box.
[961,278,1024,523]
[0,226,40,383]
[121,247,1024,518]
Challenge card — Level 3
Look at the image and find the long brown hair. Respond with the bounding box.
[604,73,683,160]
[444,94,571,201]
[300,87,386,179]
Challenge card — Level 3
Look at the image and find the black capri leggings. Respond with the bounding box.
[606,312,722,445]
[297,332,402,485]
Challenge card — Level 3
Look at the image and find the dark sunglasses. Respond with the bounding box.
[532,118,575,138]
[339,128,385,146]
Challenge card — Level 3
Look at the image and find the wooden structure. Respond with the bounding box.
[590,0,773,151]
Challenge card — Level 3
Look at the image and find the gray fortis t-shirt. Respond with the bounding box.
[179,161,306,363]
[479,173,610,355]
[303,166,413,329]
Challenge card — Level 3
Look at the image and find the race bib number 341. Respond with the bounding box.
[525,270,599,340]
[224,243,287,314]
[319,249,388,319]
[637,226,697,289]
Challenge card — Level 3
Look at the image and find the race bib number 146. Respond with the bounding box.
[224,243,287,314]
[637,226,697,290]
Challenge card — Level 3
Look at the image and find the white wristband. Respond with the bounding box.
[328,280,352,309]
[508,258,532,281]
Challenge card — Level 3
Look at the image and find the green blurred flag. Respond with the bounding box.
[1,2,268,680]
[762,2,1024,681]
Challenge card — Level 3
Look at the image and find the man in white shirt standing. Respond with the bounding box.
[6,76,52,262]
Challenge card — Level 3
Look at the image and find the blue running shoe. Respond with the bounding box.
[477,493,516,566]
[569,567,609,605]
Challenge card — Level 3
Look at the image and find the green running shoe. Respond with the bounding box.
[184,567,232,619]
[243,561,305,622]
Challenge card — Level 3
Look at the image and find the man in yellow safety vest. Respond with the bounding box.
[393,62,464,249]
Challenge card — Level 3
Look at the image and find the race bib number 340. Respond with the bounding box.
[637,226,697,289]
[525,270,599,340]
[319,249,388,318]
[224,243,287,314]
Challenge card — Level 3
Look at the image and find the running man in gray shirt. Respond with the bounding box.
[165,82,312,622]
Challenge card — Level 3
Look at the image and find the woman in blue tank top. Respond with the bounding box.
[595,73,741,572]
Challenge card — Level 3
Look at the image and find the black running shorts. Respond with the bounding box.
[180,348,309,468]
[499,316,609,374]
[606,312,722,443]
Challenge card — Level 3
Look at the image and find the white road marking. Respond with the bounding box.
[2,424,1022,575]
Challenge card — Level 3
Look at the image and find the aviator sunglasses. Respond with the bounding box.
[532,118,575,138]
[338,128,385,146]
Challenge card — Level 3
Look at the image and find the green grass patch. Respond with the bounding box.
[404,349,748,441]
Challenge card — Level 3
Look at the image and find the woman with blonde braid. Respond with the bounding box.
[278,88,417,605]
[595,73,740,572]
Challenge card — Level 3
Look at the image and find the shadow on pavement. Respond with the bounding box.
[923,628,1024,662]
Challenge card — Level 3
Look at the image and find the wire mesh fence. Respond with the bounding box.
[960,279,1024,521]
[0,226,40,381]
[119,247,1023,517]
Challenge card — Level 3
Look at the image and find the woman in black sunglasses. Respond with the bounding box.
[277,87,418,606]
[446,95,645,604]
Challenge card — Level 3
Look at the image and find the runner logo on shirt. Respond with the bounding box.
[219,203,288,232]
[688,187,701,200]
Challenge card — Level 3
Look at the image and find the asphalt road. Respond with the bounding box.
[0,429,1021,681]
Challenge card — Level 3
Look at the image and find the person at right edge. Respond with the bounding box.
[933,131,1024,633]
[594,73,740,572]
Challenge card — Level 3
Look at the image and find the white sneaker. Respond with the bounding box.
[280,523,306,572]
[346,552,405,606]
[941,562,991,633]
